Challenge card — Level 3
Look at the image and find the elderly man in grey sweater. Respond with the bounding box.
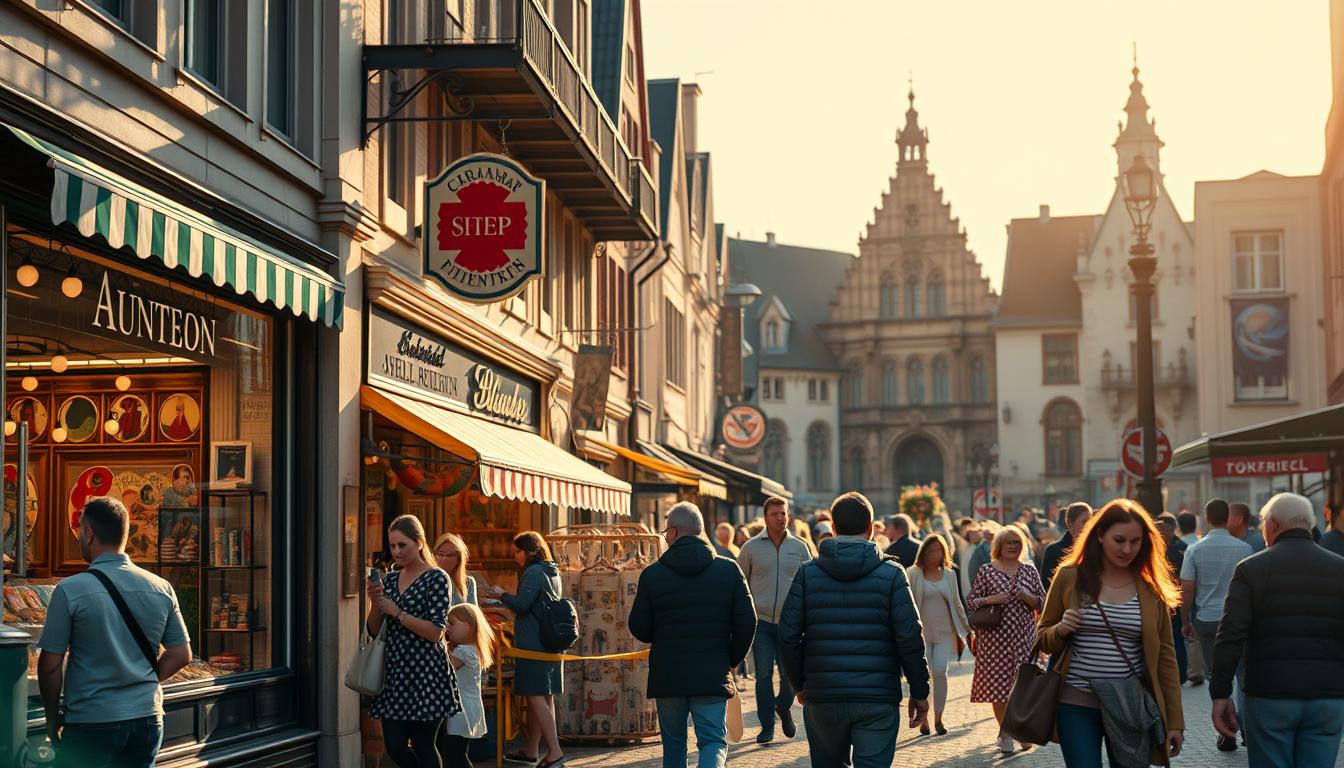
[737,496,812,744]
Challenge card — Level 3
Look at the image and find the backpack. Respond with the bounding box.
[532,571,580,652]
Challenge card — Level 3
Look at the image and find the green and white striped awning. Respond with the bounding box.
[8,126,344,328]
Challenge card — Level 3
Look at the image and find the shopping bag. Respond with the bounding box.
[726,680,744,743]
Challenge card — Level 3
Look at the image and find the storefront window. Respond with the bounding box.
[2,230,281,706]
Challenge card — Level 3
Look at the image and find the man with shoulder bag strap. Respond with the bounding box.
[36,497,192,768]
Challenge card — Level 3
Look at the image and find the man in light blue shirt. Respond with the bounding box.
[37,497,192,767]
[1179,498,1252,752]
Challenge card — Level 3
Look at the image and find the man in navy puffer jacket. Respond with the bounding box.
[779,492,930,768]
[630,502,756,768]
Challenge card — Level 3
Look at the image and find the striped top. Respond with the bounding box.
[1064,596,1144,693]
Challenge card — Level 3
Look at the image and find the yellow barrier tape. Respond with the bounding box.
[503,647,650,662]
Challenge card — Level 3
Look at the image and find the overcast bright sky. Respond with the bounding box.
[641,0,1333,290]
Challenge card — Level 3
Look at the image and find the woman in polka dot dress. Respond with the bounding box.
[366,514,461,768]
[967,525,1046,755]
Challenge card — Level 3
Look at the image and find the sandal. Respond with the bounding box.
[504,751,539,765]
[537,756,566,768]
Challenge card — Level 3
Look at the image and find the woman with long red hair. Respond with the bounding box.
[1036,499,1185,767]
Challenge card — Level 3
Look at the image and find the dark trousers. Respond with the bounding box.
[383,718,444,768]
[801,701,900,768]
[438,733,474,768]
[56,716,162,768]
[1171,611,1188,683]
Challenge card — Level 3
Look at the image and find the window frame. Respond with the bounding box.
[931,356,950,404]
[881,360,899,406]
[906,358,925,405]
[1231,230,1285,294]
[806,422,831,492]
[1041,333,1079,385]
[970,357,989,403]
[1043,398,1083,476]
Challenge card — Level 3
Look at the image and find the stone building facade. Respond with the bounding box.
[819,91,998,514]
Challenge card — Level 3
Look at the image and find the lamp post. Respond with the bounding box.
[1121,154,1164,515]
[964,443,1000,521]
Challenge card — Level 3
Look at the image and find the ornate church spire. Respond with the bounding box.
[1113,49,1164,176]
[897,79,929,169]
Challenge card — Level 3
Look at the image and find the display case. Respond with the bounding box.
[200,488,269,674]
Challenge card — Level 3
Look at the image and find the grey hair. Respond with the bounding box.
[667,502,705,535]
[1261,493,1314,531]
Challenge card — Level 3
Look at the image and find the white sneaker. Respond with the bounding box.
[997,734,1015,754]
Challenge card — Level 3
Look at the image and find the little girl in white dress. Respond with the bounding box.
[443,603,494,768]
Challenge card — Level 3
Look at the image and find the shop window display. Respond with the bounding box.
[1,231,279,705]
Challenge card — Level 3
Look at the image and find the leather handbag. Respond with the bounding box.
[1001,641,1064,745]
[1090,601,1165,768]
[725,679,744,743]
[345,622,388,696]
[970,567,1019,629]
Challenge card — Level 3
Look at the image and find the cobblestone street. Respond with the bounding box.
[562,661,1344,767]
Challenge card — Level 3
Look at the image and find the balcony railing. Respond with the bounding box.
[1100,362,1194,389]
[362,0,658,240]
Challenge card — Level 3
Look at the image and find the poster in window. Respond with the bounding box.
[1230,299,1289,386]
[210,441,253,488]
[159,393,202,442]
[63,461,175,563]
[7,397,48,442]
[109,394,151,442]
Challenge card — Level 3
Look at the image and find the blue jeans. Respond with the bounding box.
[1193,617,1247,733]
[655,697,727,768]
[57,716,163,768]
[1244,696,1344,768]
[751,620,794,732]
[1057,704,1119,768]
[802,701,899,768]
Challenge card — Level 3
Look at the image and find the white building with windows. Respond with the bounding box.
[995,64,1202,514]
[732,233,853,511]
[1191,171,1326,504]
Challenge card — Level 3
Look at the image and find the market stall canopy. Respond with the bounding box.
[663,444,792,505]
[362,385,630,517]
[1171,403,1344,469]
[584,436,728,500]
[6,125,345,328]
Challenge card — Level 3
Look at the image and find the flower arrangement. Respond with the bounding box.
[899,483,946,529]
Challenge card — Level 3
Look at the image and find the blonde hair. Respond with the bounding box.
[389,514,435,565]
[447,603,495,671]
[432,532,470,600]
[990,525,1030,562]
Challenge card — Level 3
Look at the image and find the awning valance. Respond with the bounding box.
[7,125,344,328]
[664,444,792,505]
[1171,403,1344,469]
[585,436,728,500]
[362,385,630,517]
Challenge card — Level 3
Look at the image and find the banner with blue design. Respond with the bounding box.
[1230,298,1289,385]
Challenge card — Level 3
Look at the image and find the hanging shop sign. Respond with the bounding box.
[721,404,767,450]
[367,308,540,430]
[719,309,744,397]
[571,345,613,432]
[423,152,545,303]
[1211,454,1328,478]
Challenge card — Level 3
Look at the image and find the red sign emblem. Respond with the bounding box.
[424,153,544,303]
[721,405,767,450]
[1120,428,1172,479]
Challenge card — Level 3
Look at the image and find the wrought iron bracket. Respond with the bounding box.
[362,68,477,147]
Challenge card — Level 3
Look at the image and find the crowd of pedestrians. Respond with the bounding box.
[627,488,1344,768]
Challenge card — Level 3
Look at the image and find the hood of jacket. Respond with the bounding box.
[528,560,560,579]
[660,535,717,576]
[817,537,884,582]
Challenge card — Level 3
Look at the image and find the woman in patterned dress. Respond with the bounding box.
[491,531,566,768]
[967,525,1046,754]
[367,515,458,768]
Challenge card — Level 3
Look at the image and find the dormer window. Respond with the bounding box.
[759,297,791,352]
[766,320,780,350]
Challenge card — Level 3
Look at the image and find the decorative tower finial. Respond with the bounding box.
[897,75,928,168]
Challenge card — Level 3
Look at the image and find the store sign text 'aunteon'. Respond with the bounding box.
[424,153,545,303]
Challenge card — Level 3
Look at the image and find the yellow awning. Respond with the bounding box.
[362,385,630,517]
[584,436,728,501]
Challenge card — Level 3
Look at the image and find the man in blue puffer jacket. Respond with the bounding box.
[779,492,931,768]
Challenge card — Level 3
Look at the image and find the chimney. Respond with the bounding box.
[1039,204,1051,224]
[766,232,777,248]
[681,83,703,157]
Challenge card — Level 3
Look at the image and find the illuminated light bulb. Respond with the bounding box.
[16,260,38,288]
[50,354,68,373]
[4,421,14,437]
[61,274,83,299]
[51,426,67,443]
[21,376,38,392]
[115,375,132,392]
[104,419,120,436]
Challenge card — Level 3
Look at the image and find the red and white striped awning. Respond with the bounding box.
[362,385,630,517]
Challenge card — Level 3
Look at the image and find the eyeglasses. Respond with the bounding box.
[436,551,461,559]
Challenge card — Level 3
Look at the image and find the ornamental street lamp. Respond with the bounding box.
[964,443,1000,521]
[1122,154,1163,515]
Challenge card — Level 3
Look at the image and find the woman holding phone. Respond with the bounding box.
[366,515,456,768]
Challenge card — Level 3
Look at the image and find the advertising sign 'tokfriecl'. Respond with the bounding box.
[423,153,545,302]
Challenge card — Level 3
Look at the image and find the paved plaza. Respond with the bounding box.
[562,660,1344,767]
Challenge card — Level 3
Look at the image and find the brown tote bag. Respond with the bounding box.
[1001,641,1065,745]
[726,679,744,743]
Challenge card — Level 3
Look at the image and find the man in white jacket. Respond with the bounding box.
[737,496,812,744]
